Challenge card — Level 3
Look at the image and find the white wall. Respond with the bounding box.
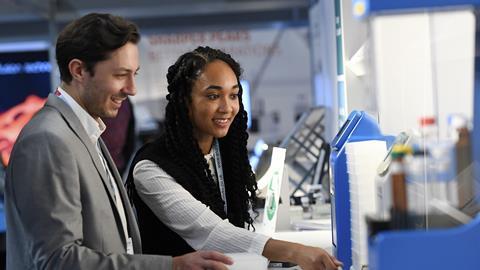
[309,0,376,141]
[340,0,377,121]
[371,9,475,138]
[309,0,337,141]
[133,27,313,145]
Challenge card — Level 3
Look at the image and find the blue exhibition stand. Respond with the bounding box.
[351,1,480,269]
[352,0,480,18]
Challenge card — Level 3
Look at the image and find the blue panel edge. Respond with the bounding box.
[352,0,480,18]
[369,215,480,270]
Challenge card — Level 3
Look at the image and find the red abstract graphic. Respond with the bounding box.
[0,95,46,166]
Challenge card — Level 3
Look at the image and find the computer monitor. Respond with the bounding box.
[240,79,252,129]
[249,139,271,179]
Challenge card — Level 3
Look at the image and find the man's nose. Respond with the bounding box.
[124,75,136,96]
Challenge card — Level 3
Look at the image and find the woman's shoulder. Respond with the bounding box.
[134,138,168,162]
[133,159,171,178]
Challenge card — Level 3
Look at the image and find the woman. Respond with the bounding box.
[126,46,342,270]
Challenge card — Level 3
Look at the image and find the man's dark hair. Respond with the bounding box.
[56,13,140,83]
[162,46,258,229]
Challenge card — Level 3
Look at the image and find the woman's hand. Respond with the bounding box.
[263,239,343,270]
[292,244,343,270]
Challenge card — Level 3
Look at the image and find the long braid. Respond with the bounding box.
[220,95,258,228]
[163,52,226,217]
[162,46,257,227]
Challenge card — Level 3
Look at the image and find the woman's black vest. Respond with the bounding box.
[126,138,227,256]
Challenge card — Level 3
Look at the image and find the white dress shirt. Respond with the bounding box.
[133,159,270,254]
[56,87,129,243]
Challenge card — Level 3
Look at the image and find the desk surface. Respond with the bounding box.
[255,205,333,248]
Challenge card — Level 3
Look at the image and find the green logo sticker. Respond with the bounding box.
[266,171,279,220]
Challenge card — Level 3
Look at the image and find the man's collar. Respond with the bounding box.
[56,86,106,145]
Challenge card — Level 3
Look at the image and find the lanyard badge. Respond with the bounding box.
[213,139,228,215]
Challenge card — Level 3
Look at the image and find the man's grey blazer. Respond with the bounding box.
[5,94,171,269]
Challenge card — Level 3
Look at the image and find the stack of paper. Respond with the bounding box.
[346,140,387,270]
[226,253,268,270]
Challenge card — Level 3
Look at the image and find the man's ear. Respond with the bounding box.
[68,59,86,82]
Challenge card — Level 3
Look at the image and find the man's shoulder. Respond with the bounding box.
[17,105,72,143]
[31,103,64,123]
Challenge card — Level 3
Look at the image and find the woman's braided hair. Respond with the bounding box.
[162,46,257,228]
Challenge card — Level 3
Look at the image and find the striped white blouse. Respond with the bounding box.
[133,159,270,254]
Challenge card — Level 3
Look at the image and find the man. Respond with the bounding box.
[5,13,232,270]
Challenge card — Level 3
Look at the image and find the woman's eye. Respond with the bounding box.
[207,94,219,100]
[230,93,239,99]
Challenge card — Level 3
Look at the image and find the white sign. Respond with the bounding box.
[261,147,290,235]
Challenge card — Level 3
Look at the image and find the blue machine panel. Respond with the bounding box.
[353,0,480,18]
[330,111,392,270]
[369,215,480,270]
[474,59,480,204]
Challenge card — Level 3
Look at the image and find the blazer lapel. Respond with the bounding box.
[45,94,117,205]
[98,139,143,253]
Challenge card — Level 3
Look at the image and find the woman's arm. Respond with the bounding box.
[262,239,342,270]
[134,160,342,269]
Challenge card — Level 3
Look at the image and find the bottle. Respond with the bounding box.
[405,149,427,228]
[418,116,438,152]
[455,124,473,209]
[375,132,411,221]
[389,145,411,229]
[419,116,437,137]
[445,114,474,210]
[428,141,457,208]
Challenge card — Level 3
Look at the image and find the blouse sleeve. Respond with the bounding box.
[133,159,270,254]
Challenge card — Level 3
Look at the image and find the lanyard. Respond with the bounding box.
[212,139,228,215]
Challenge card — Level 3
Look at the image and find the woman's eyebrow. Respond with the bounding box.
[204,84,239,91]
